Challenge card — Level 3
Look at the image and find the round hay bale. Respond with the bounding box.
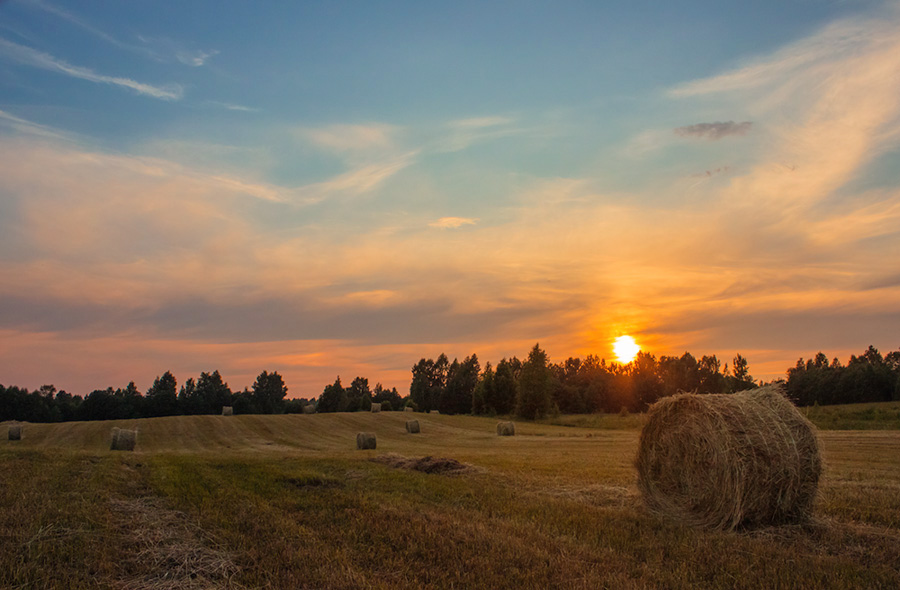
[110,427,137,451]
[406,420,420,434]
[302,404,316,414]
[635,385,822,530]
[8,425,22,441]
[221,406,234,416]
[356,432,376,450]
[370,404,381,413]
[497,421,515,436]
[404,406,414,412]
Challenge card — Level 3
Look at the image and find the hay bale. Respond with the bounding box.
[635,385,822,530]
[356,432,376,450]
[8,425,22,441]
[404,406,414,412]
[406,420,420,434]
[497,421,515,436]
[370,404,381,413]
[221,406,234,416]
[110,427,137,451]
[302,404,316,414]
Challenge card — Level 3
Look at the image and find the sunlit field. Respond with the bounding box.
[2,408,899,589]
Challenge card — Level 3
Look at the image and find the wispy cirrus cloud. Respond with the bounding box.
[20,0,137,52]
[22,1,219,67]
[0,37,183,100]
[299,123,398,153]
[674,121,752,140]
[428,217,478,229]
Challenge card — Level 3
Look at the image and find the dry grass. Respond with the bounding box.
[636,386,821,530]
[1,413,899,588]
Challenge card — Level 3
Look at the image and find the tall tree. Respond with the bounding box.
[196,370,233,413]
[440,354,480,415]
[251,370,287,414]
[146,371,179,417]
[492,358,519,415]
[318,377,348,413]
[516,344,553,420]
[346,376,372,412]
[472,362,494,415]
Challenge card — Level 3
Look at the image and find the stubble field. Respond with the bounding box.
[1,409,899,589]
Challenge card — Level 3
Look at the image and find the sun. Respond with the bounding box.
[613,335,641,364]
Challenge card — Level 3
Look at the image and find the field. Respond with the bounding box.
[2,406,899,589]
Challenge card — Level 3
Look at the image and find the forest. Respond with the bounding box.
[1,345,898,423]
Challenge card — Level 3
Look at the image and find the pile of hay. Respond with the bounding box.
[302,404,316,414]
[370,404,381,413]
[372,454,474,475]
[406,419,420,434]
[110,427,138,451]
[635,385,822,530]
[497,421,516,436]
[8,425,22,441]
[221,406,234,416]
[356,432,376,450]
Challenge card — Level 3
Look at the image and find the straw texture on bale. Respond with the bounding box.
[497,422,515,436]
[302,404,316,414]
[635,385,821,530]
[8,425,22,441]
[370,404,381,413]
[110,427,137,451]
[404,407,414,412]
[221,406,234,416]
[406,420,420,434]
[356,432,376,450]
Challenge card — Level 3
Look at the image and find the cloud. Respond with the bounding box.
[674,121,752,140]
[176,49,219,67]
[300,123,398,153]
[448,116,515,129]
[207,101,259,112]
[21,0,137,52]
[0,108,72,141]
[428,217,478,229]
[0,37,183,100]
[667,19,874,98]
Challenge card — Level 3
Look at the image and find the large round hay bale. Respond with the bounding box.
[356,432,376,450]
[635,385,821,530]
[406,420,420,434]
[8,425,22,441]
[221,406,234,416]
[302,404,316,414]
[404,406,414,412]
[370,404,381,413]
[497,422,515,436]
[110,427,137,451]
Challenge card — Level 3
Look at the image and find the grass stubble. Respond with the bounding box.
[0,405,898,589]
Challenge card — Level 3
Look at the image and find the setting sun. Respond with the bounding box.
[613,335,641,364]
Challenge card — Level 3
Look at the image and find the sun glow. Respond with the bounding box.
[613,335,641,364]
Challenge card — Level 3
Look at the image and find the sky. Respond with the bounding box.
[1,0,899,397]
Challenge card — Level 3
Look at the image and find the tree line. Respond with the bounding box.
[411,344,899,419]
[2,344,898,424]
[0,369,296,423]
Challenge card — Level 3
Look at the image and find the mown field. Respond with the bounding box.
[2,405,899,589]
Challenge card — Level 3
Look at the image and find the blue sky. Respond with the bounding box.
[1,0,899,396]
